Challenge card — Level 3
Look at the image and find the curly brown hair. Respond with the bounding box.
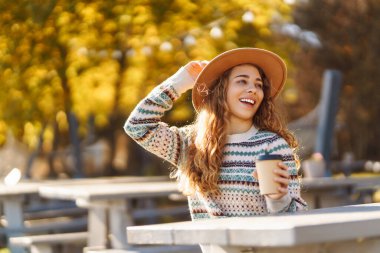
[173,64,299,196]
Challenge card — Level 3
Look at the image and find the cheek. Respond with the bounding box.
[257,90,265,104]
[225,86,234,105]
[225,94,233,110]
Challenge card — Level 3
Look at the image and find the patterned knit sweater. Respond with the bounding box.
[124,69,307,220]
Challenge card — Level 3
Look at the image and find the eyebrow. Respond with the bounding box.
[233,74,263,82]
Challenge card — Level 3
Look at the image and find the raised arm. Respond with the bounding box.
[124,61,207,167]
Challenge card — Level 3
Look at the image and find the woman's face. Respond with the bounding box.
[226,64,264,125]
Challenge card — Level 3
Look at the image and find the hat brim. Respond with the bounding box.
[192,48,287,112]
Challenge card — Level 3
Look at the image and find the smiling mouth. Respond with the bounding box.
[239,98,255,105]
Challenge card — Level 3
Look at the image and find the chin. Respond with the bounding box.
[236,114,255,121]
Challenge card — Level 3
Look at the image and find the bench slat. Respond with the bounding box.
[24,207,87,220]
[3,216,87,234]
[10,231,88,246]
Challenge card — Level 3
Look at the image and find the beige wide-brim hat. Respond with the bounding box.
[192,47,287,112]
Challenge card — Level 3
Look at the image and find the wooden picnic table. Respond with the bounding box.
[38,180,181,250]
[0,176,166,253]
[301,176,380,208]
[127,203,380,253]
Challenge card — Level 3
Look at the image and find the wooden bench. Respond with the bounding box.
[9,231,88,253]
[0,198,88,233]
[1,215,87,234]
[7,204,188,253]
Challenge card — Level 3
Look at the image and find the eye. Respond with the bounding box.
[256,83,263,89]
[237,79,247,84]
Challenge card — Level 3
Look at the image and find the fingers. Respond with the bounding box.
[252,170,258,179]
[277,162,289,172]
[274,162,289,192]
[186,61,207,79]
[186,63,201,77]
[276,185,289,194]
[274,162,290,179]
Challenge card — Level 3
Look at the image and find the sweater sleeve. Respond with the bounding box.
[265,135,308,213]
[123,68,193,167]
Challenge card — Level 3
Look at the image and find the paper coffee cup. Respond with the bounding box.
[256,154,282,195]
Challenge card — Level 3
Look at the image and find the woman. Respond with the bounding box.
[124,48,307,221]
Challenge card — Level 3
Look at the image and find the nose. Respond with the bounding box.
[246,83,258,94]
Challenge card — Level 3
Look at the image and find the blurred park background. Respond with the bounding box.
[0,0,379,180]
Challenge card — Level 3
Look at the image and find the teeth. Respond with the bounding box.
[240,98,255,105]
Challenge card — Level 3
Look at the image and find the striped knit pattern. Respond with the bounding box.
[124,79,307,221]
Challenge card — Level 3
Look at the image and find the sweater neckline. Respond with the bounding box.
[226,125,258,143]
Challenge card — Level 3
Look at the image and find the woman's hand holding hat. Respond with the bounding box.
[170,61,208,94]
[185,61,208,82]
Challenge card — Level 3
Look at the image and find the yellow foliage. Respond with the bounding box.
[0,121,6,135]
[95,114,109,128]
[119,14,132,26]
[258,27,272,37]
[112,5,125,15]
[57,12,72,27]
[174,0,198,12]
[11,23,21,33]
[2,68,12,79]
[121,66,145,109]
[10,89,23,100]
[0,119,7,147]
[23,122,41,149]
[103,20,117,33]
[168,103,193,122]
[42,126,54,152]
[0,134,5,146]
[0,0,296,148]
[254,15,269,28]
[79,5,101,24]
[56,111,69,132]
[43,26,55,36]
[70,60,118,122]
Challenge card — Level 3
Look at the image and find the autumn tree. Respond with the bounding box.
[0,0,297,177]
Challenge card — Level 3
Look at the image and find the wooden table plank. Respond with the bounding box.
[127,203,380,247]
[39,181,179,202]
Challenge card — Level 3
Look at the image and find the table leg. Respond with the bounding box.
[76,199,108,249]
[3,196,27,253]
[108,200,133,249]
[77,199,133,250]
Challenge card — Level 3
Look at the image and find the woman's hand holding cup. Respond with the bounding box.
[253,160,290,200]
[266,162,290,200]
